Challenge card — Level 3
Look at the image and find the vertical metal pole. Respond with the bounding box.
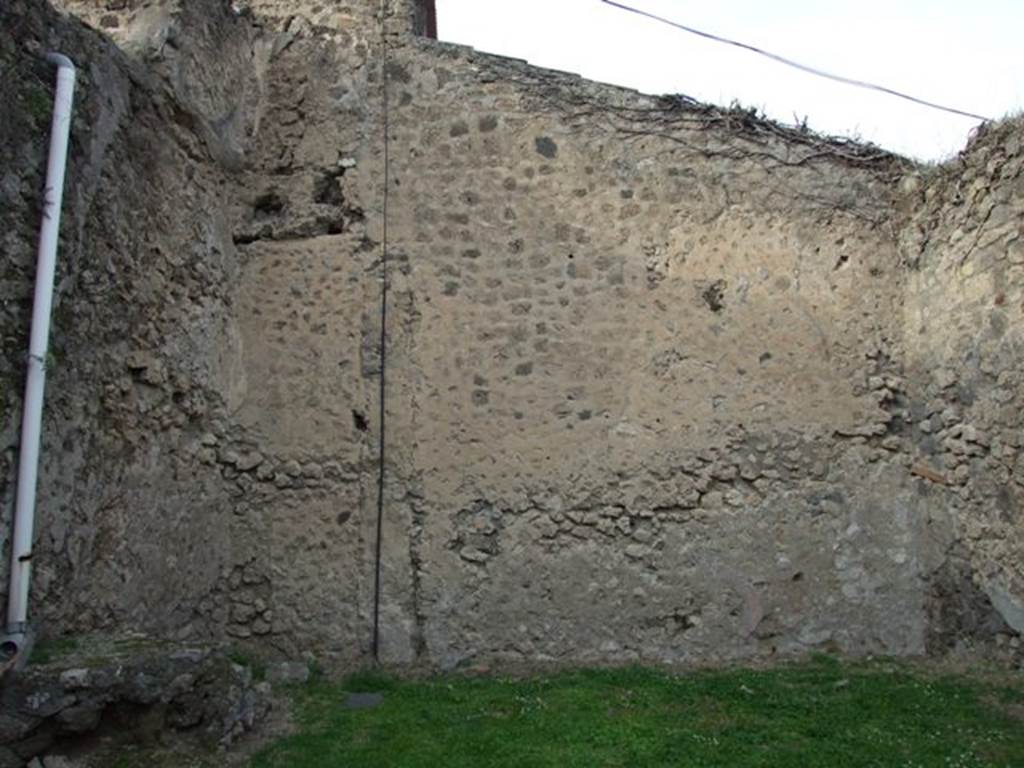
[372,0,391,663]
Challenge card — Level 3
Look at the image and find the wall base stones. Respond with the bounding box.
[0,636,273,767]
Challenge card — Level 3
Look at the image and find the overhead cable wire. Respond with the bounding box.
[599,0,992,122]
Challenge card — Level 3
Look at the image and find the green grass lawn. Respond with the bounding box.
[251,655,1024,768]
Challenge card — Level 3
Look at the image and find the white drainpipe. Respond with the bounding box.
[4,53,77,656]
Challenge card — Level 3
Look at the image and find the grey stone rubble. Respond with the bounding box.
[0,639,274,766]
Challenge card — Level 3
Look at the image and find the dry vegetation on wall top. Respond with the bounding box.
[0,0,1021,695]
[512,74,906,171]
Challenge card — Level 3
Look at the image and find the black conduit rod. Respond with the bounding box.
[372,0,392,663]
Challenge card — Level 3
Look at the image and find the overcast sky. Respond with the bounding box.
[435,0,1023,162]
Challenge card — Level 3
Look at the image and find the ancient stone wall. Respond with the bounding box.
[364,39,958,666]
[1,0,262,642]
[2,0,1021,671]
[900,121,1024,645]
[0,0,395,663]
